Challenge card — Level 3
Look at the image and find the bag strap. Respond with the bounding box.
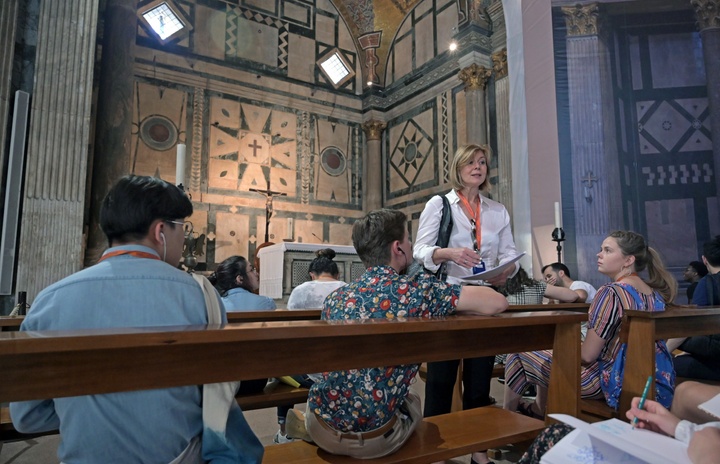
[435,195,454,249]
[191,273,240,438]
[192,273,222,325]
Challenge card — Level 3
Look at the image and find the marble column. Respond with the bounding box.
[85,0,136,265]
[0,0,19,184]
[15,0,99,301]
[562,3,621,288]
[361,120,386,212]
[492,48,512,217]
[458,63,492,145]
[691,0,720,201]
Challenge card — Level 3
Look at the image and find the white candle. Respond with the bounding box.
[176,144,186,187]
[554,202,562,229]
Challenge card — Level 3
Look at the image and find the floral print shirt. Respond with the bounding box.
[308,265,461,432]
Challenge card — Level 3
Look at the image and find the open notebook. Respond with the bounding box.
[541,414,690,464]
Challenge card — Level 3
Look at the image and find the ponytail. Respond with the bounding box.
[645,246,677,305]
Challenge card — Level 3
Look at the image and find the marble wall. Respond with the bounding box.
[130,0,364,268]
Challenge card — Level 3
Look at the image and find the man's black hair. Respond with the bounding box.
[100,175,193,245]
[541,262,571,279]
[688,260,708,277]
[703,236,720,268]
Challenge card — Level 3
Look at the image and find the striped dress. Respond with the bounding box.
[505,282,667,403]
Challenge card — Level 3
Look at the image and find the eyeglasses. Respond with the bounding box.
[165,220,193,233]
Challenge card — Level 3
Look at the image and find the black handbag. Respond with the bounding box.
[408,195,454,280]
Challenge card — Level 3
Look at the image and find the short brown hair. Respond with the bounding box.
[352,209,407,268]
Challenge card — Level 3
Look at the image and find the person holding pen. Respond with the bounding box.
[515,385,720,464]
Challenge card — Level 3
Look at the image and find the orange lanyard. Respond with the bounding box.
[457,191,482,252]
[98,250,161,262]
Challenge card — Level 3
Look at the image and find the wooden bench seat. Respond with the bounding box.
[262,406,544,464]
[236,379,309,411]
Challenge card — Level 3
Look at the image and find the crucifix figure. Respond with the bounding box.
[250,178,286,243]
[581,170,598,204]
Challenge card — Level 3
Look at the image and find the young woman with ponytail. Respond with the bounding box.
[503,230,677,419]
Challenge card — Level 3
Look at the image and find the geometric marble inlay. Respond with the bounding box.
[637,98,711,154]
[641,163,713,186]
[389,119,433,188]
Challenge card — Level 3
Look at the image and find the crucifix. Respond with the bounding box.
[250,178,286,243]
[581,170,598,203]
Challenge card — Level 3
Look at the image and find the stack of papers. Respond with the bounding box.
[460,253,525,281]
[541,414,689,464]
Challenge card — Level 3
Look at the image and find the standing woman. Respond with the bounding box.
[503,231,676,419]
[414,144,521,464]
[209,255,276,311]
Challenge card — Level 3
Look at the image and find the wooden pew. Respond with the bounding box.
[580,307,720,422]
[227,309,321,324]
[0,311,584,409]
[0,316,23,332]
[0,311,584,461]
[506,303,589,312]
[263,407,543,463]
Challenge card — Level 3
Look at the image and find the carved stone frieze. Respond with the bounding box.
[458,63,493,91]
[562,3,600,37]
[492,48,508,79]
[691,0,720,30]
[361,120,386,140]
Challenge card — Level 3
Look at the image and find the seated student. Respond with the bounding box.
[274,249,345,444]
[517,381,720,464]
[672,236,720,381]
[285,208,508,459]
[684,260,709,304]
[541,262,597,304]
[209,254,274,395]
[497,266,580,305]
[286,248,346,309]
[9,175,262,463]
[542,262,598,342]
[209,255,276,311]
[503,231,676,419]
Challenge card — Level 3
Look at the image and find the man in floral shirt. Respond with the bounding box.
[287,209,508,459]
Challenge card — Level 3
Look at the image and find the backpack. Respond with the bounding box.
[407,195,454,281]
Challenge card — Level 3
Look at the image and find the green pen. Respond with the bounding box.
[631,375,653,428]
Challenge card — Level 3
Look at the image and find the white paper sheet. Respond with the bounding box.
[541,414,689,464]
[459,252,526,281]
[699,394,720,419]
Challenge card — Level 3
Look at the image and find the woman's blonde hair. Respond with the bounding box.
[449,144,492,192]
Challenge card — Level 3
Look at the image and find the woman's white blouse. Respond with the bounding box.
[414,190,520,285]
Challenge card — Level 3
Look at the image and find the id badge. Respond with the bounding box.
[472,261,486,274]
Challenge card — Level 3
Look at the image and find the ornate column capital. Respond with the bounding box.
[458,63,493,91]
[562,3,600,37]
[691,0,720,30]
[361,120,386,141]
[492,49,508,79]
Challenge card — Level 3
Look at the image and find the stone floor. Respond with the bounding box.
[1,378,528,463]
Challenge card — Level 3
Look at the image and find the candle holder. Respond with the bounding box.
[552,227,566,263]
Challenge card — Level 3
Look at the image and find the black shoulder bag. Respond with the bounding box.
[408,195,454,280]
